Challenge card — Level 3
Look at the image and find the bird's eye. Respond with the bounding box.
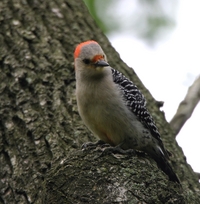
[83,59,90,64]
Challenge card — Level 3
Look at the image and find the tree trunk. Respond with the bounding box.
[0,0,199,203]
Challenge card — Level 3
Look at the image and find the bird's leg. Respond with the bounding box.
[81,140,107,150]
[82,140,135,156]
[100,143,136,157]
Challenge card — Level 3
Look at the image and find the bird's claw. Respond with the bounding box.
[81,140,106,150]
[100,144,136,157]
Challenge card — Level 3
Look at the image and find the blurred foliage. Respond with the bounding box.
[83,0,178,44]
[83,0,118,33]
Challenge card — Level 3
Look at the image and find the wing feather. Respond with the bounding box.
[111,68,162,142]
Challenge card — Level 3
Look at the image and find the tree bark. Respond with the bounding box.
[0,0,199,203]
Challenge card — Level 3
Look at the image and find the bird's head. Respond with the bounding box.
[74,41,110,78]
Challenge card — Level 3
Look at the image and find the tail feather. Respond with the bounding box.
[156,155,180,183]
[150,146,180,183]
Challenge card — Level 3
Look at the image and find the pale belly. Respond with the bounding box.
[78,95,148,150]
[76,77,152,151]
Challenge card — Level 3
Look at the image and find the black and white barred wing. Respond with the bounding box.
[111,68,161,142]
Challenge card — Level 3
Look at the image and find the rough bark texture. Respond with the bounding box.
[0,0,199,203]
[44,149,186,204]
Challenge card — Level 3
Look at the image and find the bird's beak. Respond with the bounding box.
[94,60,109,67]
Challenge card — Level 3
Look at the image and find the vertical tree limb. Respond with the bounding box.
[170,76,200,137]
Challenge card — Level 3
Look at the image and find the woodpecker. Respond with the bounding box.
[74,40,180,183]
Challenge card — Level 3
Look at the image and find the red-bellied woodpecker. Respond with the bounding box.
[74,40,180,183]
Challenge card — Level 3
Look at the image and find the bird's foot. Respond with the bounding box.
[82,141,135,157]
[100,143,135,157]
[81,140,107,150]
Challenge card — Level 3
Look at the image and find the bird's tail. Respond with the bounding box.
[152,147,180,183]
[156,155,180,183]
